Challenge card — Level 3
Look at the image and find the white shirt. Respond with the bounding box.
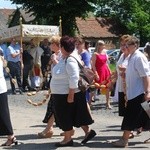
[28,46,44,66]
[50,50,81,94]
[116,53,130,92]
[0,57,7,94]
[51,50,62,71]
[126,50,150,100]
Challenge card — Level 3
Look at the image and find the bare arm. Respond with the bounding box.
[143,76,150,101]
[91,53,99,80]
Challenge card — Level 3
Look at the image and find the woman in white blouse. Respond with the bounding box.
[0,55,17,146]
[51,36,96,147]
[113,36,150,147]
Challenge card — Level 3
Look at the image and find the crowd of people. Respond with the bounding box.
[0,34,150,147]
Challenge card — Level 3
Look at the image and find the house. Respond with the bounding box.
[0,8,15,31]
[76,17,127,49]
[0,8,126,49]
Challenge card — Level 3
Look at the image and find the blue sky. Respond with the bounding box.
[0,0,21,9]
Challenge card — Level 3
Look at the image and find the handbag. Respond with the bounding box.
[141,100,150,118]
[69,56,95,92]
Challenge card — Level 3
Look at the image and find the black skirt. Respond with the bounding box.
[53,91,94,131]
[118,92,126,117]
[121,94,150,131]
[0,92,13,136]
[42,96,54,123]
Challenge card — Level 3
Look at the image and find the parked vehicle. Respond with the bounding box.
[88,47,95,55]
[107,49,120,63]
[138,47,145,53]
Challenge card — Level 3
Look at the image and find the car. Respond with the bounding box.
[138,47,145,53]
[88,47,95,55]
[107,49,120,63]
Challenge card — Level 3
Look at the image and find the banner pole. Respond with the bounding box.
[19,16,23,78]
[59,16,62,36]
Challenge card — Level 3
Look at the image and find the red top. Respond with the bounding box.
[95,53,111,84]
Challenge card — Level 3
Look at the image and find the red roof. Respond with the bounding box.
[76,17,125,38]
[0,9,15,30]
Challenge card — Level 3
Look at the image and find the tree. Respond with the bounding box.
[10,0,97,36]
[95,0,150,45]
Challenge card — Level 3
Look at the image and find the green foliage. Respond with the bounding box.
[109,63,116,72]
[11,0,98,36]
[95,0,150,45]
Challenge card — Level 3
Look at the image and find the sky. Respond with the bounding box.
[0,0,21,9]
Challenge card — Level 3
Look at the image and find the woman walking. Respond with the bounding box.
[51,36,96,147]
[91,40,111,109]
[0,55,17,146]
[112,36,150,147]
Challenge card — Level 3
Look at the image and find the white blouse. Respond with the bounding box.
[50,50,81,94]
[126,50,150,100]
[0,57,7,94]
[116,53,130,92]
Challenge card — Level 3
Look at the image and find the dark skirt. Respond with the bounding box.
[53,91,94,131]
[0,92,13,136]
[42,96,54,123]
[118,92,126,116]
[121,94,150,131]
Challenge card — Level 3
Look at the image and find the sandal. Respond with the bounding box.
[129,132,134,139]
[1,137,18,146]
[60,129,75,136]
[38,131,53,138]
[106,104,112,110]
[136,128,142,135]
[144,138,150,143]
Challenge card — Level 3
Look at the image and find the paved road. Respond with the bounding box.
[0,79,150,150]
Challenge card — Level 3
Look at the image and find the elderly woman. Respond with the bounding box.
[143,43,150,144]
[38,35,62,138]
[112,36,150,147]
[50,36,96,147]
[0,55,17,146]
[116,35,131,117]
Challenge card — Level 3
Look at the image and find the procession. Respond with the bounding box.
[0,0,150,149]
[0,19,149,149]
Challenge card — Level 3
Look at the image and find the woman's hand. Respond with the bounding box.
[67,88,75,103]
[67,99,74,103]
[144,92,150,101]
[95,74,100,81]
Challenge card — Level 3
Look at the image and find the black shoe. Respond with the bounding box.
[12,90,16,95]
[18,88,24,94]
[19,87,25,92]
[55,140,73,147]
[81,130,96,144]
[19,90,23,95]
[28,87,36,91]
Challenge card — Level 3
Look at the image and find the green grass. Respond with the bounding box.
[109,63,116,72]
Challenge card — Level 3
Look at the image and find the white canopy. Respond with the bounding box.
[0,24,59,42]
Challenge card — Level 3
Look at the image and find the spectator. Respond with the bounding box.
[40,38,52,90]
[22,43,34,91]
[28,38,43,89]
[7,38,24,94]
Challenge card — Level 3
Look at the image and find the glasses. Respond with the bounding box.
[120,43,135,48]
